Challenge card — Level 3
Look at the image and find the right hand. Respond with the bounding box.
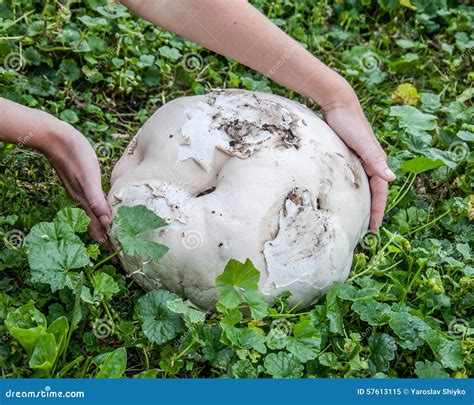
[321,88,396,232]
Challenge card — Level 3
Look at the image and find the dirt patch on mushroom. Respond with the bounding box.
[178,91,302,166]
[262,188,335,294]
[126,134,139,155]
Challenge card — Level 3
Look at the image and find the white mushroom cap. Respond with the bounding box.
[109,90,370,310]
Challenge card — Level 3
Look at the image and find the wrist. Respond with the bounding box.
[308,73,359,113]
[36,118,72,158]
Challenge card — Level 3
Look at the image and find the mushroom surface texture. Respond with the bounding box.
[108,90,370,310]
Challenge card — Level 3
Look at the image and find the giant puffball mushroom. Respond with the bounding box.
[108,90,370,310]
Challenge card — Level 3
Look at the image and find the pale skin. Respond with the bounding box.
[0,0,395,242]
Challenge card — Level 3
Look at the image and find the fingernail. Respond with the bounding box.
[99,215,111,230]
[384,168,396,180]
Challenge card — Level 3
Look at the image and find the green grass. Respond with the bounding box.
[0,0,472,378]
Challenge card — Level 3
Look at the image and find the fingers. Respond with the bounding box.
[42,127,114,248]
[85,186,112,231]
[362,145,396,182]
[369,176,388,232]
[87,212,107,242]
[323,101,395,231]
[81,181,114,246]
[325,109,396,183]
[57,170,111,243]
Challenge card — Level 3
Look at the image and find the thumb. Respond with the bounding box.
[373,160,396,182]
[366,151,396,182]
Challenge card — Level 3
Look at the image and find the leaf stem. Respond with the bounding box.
[78,357,91,378]
[0,10,35,32]
[92,249,122,271]
[348,231,398,282]
[386,173,417,213]
[268,312,310,319]
[1,238,27,256]
[142,347,150,370]
[405,209,451,236]
[175,340,196,361]
[84,266,116,328]
[55,355,84,378]
[402,260,426,302]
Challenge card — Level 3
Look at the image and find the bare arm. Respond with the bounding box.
[0,97,57,151]
[119,0,395,230]
[0,97,111,241]
[119,0,342,106]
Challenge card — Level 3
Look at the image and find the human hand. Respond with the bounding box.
[42,121,112,243]
[321,88,396,232]
[0,98,111,242]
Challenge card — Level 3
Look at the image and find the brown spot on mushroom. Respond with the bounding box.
[261,123,301,149]
[207,96,217,106]
[111,195,122,206]
[196,186,216,198]
[127,136,138,155]
[288,190,303,206]
[316,197,322,210]
[343,162,361,189]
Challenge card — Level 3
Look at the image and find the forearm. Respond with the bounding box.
[119,0,351,107]
[0,97,64,153]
